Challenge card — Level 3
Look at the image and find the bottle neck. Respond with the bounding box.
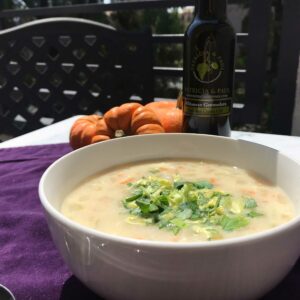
[195,0,227,21]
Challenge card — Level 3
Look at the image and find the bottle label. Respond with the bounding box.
[184,33,234,118]
[192,35,224,84]
[184,97,231,117]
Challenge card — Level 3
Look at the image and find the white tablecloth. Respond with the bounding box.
[1,116,300,163]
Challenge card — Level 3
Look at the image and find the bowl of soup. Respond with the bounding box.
[39,134,300,300]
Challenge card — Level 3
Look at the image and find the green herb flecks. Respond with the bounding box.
[123,175,263,239]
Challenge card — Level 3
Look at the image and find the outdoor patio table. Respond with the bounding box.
[0,116,300,300]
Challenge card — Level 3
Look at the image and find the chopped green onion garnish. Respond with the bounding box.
[123,175,263,238]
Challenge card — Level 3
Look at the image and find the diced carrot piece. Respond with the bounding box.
[210,177,217,185]
[119,177,135,184]
[240,188,256,196]
[159,167,171,172]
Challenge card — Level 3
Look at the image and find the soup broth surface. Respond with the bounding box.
[61,160,295,242]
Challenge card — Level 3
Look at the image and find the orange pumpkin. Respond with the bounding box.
[145,101,183,133]
[135,124,165,135]
[131,106,165,135]
[104,103,142,135]
[69,101,180,149]
[69,115,102,149]
[91,118,114,143]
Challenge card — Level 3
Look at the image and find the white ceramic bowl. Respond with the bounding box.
[39,134,300,300]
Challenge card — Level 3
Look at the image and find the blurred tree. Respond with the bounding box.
[110,8,184,99]
[156,9,183,34]
[24,0,39,6]
[0,0,13,10]
[110,10,142,31]
[109,7,184,99]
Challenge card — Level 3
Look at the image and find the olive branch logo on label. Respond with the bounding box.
[192,35,224,84]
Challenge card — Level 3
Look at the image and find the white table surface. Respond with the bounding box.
[1,115,300,163]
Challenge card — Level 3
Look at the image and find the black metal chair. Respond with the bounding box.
[271,0,300,135]
[0,17,154,139]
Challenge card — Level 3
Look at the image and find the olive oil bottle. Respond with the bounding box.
[183,0,236,136]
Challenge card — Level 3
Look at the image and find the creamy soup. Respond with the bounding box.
[61,160,295,242]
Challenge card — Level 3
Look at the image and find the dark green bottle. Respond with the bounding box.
[183,0,236,136]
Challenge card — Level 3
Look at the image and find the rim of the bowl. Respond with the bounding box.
[39,133,300,249]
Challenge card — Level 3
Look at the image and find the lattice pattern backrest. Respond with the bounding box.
[0,18,154,137]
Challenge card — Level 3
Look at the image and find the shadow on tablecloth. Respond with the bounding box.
[261,258,300,300]
[59,276,103,300]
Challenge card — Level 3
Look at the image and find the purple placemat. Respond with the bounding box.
[0,144,102,300]
[0,143,299,300]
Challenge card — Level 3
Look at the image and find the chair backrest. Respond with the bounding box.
[0,17,154,138]
[271,0,300,135]
[291,62,300,136]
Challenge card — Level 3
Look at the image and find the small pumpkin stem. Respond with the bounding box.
[115,130,126,138]
[177,90,183,109]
